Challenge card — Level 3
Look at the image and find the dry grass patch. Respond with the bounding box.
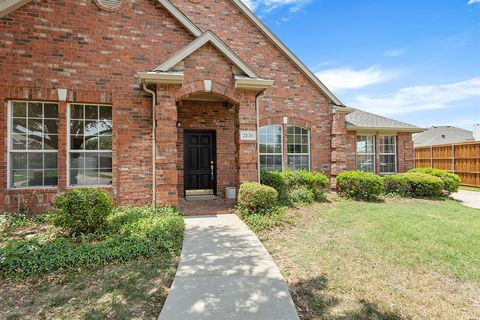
[258,198,480,319]
[0,255,178,320]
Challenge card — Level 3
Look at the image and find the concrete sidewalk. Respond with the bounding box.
[159,214,299,320]
[451,190,480,209]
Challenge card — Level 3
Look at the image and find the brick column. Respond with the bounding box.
[156,85,178,207]
[237,91,257,184]
[330,110,349,186]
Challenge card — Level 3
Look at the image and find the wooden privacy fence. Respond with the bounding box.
[415,141,480,187]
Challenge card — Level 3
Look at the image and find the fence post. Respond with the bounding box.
[451,144,455,173]
[430,146,433,168]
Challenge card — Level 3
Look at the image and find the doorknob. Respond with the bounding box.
[210,161,214,181]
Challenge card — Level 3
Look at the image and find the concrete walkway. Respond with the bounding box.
[159,214,299,320]
[451,190,480,209]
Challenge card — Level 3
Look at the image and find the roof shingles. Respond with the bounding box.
[345,108,422,132]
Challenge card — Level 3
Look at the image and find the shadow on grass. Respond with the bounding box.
[0,254,178,320]
[290,275,403,320]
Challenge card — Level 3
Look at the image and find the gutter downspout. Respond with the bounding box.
[256,90,266,182]
[142,82,157,207]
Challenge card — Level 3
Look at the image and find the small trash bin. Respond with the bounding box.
[225,187,236,199]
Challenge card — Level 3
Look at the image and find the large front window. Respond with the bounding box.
[259,125,282,171]
[9,101,58,188]
[287,126,310,170]
[356,135,375,173]
[379,135,397,174]
[69,104,112,186]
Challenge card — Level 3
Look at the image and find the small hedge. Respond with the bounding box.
[336,171,384,201]
[52,188,114,235]
[261,169,329,204]
[384,173,444,198]
[408,168,460,194]
[0,206,184,277]
[237,182,278,213]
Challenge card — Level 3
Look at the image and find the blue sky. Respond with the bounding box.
[245,0,480,130]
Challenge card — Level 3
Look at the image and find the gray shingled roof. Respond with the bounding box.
[413,126,474,147]
[345,108,422,131]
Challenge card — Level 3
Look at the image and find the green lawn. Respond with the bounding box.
[257,198,480,319]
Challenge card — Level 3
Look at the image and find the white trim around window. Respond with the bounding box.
[356,135,376,173]
[67,103,113,187]
[286,125,310,171]
[379,135,397,174]
[259,124,283,171]
[7,100,59,189]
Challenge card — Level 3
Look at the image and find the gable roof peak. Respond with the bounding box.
[153,30,259,78]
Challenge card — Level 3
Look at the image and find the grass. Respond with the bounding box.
[459,185,480,192]
[0,207,184,319]
[0,255,178,320]
[256,197,480,319]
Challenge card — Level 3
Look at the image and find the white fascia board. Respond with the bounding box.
[154,31,258,78]
[0,0,31,17]
[332,105,355,114]
[138,72,184,84]
[234,76,274,90]
[346,125,425,133]
[156,0,202,36]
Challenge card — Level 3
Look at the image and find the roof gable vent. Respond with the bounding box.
[95,0,122,11]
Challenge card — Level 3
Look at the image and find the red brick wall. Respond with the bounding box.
[177,100,238,197]
[169,0,334,174]
[0,0,360,212]
[397,132,415,173]
[0,0,195,211]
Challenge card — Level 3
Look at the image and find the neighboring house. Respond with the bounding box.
[413,126,475,147]
[0,0,422,212]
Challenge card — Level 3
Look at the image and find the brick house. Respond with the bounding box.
[0,0,422,213]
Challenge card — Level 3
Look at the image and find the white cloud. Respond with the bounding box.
[315,66,398,91]
[351,78,480,116]
[468,0,480,4]
[383,48,406,57]
[242,0,311,13]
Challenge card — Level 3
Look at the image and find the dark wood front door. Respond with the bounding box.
[184,131,216,193]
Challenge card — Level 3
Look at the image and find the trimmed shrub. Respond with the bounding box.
[0,206,184,277]
[288,186,315,204]
[336,171,384,201]
[385,173,444,198]
[237,182,278,213]
[52,188,114,235]
[260,170,289,201]
[261,169,329,204]
[408,168,460,194]
[383,174,411,196]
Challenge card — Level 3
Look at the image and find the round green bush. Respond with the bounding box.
[52,188,114,234]
[288,186,314,204]
[384,173,444,198]
[408,168,460,194]
[237,182,278,213]
[336,171,384,201]
[261,169,329,204]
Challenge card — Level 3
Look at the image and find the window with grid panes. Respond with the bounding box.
[259,125,283,171]
[69,104,112,186]
[9,101,58,188]
[287,126,310,170]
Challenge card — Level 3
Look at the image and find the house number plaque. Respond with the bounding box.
[240,130,257,141]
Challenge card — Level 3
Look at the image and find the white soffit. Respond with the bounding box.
[137,71,184,84]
